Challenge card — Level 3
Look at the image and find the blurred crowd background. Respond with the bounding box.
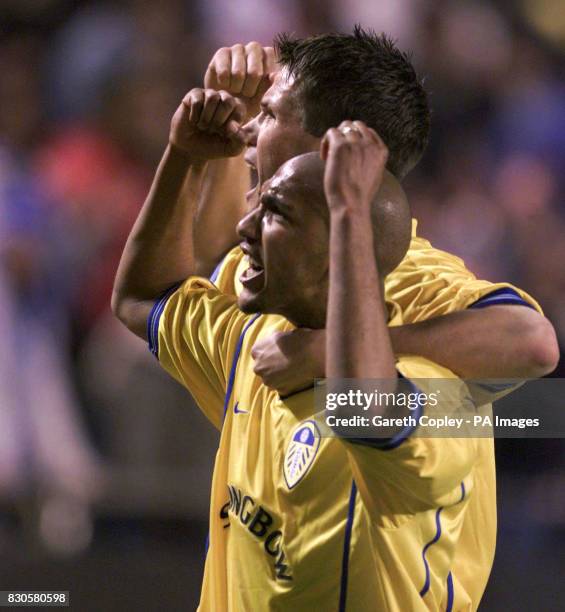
[1,0,564,609]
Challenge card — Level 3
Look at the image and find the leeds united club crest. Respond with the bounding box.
[283,421,321,489]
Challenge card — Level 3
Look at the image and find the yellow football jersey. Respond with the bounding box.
[211,219,542,321]
[151,278,496,611]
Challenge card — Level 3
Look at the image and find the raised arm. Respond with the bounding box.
[251,303,558,395]
[322,123,396,381]
[192,43,276,276]
[112,88,246,338]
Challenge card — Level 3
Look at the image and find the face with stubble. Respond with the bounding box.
[243,69,320,188]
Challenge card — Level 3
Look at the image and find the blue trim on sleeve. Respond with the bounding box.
[338,480,357,612]
[347,376,424,451]
[209,257,225,284]
[468,287,535,310]
[147,283,182,358]
[222,314,261,421]
[474,381,517,393]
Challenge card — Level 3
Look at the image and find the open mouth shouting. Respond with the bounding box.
[239,243,265,293]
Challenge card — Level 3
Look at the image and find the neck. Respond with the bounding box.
[288,278,389,330]
[277,295,327,330]
[287,308,326,330]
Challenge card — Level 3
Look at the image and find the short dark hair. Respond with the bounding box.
[274,26,430,179]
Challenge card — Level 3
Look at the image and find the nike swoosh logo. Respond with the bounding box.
[234,401,249,415]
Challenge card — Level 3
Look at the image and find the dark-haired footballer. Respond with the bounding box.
[116,115,496,609]
[195,29,556,390]
[113,29,558,611]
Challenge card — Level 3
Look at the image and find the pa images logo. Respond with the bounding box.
[284,420,321,489]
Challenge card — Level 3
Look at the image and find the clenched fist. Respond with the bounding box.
[320,120,389,212]
[169,88,247,162]
[251,328,325,397]
[204,42,276,120]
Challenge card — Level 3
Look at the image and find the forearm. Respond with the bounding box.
[327,210,396,381]
[389,306,559,379]
[112,145,207,335]
[193,154,250,276]
[193,42,275,275]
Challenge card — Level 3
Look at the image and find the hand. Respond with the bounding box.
[251,329,326,397]
[320,120,389,212]
[204,43,277,120]
[169,88,247,162]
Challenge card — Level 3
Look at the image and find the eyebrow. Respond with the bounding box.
[260,100,273,114]
[261,191,292,213]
